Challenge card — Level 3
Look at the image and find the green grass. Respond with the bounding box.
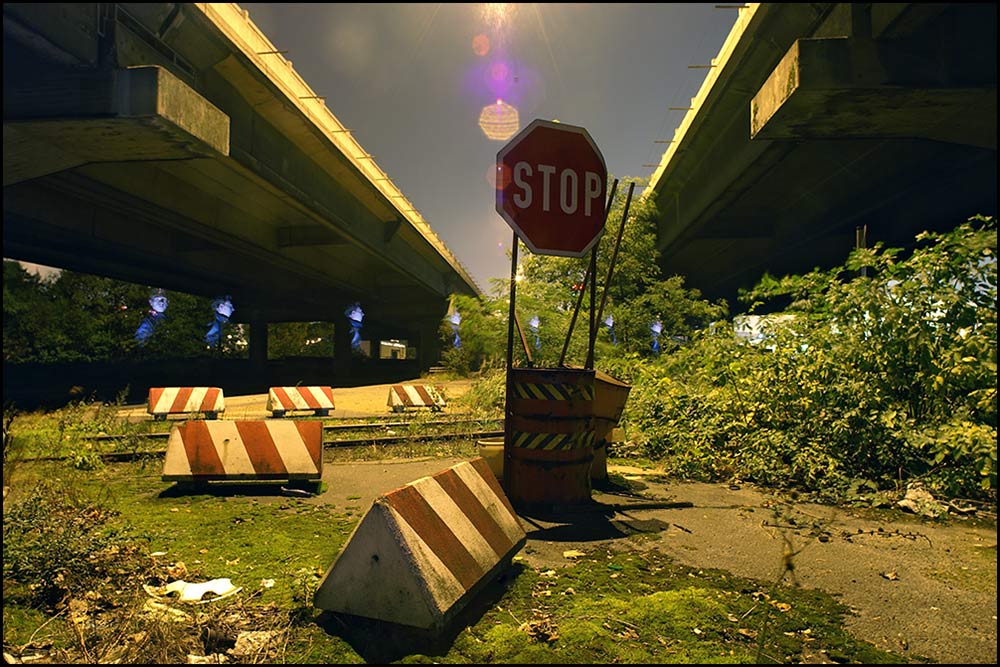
[3,455,910,664]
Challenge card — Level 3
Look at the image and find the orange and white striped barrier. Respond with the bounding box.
[148,387,224,421]
[313,458,525,631]
[387,384,446,412]
[161,420,322,482]
[267,386,335,417]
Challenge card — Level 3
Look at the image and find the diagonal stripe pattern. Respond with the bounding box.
[267,386,335,415]
[313,458,525,631]
[162,420,322,481]
[511,381,594,402]
[387,384,446,411]
[148,387,225,418]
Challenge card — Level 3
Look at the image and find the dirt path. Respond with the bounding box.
[317,456,997,665]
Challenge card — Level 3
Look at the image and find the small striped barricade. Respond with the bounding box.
[148,387,224,421]
[387,384,446,413]
[161,420,322,485]
[267,386,335,418]
[504,367,596,509]
[313,458,526,632]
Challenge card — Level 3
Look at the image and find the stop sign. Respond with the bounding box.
[496,119,607,257]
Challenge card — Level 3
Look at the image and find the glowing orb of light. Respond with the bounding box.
[472,33,490,56]
[479,99,519,142]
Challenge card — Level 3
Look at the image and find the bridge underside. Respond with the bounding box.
[3,3,479,365]
[648,3,996,310]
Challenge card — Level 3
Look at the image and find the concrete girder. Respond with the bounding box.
[751,37,997,149]
[275,225,349,248]
[3,66,229,186]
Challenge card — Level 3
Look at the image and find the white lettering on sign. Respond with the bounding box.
[538,165,556,212]
[511,161,602,216]
[513,162,532,208]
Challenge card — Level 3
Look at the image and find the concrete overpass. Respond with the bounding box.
[3,2,480,370]
[645,3,996,311]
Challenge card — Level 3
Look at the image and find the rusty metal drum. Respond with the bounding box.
[504,367,596,507]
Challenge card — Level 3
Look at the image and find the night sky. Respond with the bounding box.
[238,3,738,295]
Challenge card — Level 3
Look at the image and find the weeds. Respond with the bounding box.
[3,403,21,488]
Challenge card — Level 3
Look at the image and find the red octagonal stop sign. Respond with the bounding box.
[496,119,607,257]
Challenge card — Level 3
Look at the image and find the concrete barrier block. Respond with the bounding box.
[387,384,446,412]
[148,387,224,420]
[162,420,322,482]
[313,458,525,631]
[267,386,335,417]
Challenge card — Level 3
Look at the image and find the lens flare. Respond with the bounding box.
[489,61,509,83]
[472,33,490,56]
[479,99,519,141]
[481,3,513,30]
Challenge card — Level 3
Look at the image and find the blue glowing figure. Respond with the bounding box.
[604,313,616,345]
[449,310,462,348]
[529,315,540,350]
[345,303,364,351]
[205,296,234,348]
[651,319,663,354]
[134,288,168,347]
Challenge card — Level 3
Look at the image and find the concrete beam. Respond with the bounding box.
[751,37,997,149]
[276,225,348,248]
[3,66,229,186]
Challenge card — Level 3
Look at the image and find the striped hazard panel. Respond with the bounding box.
[511,381,594,402]
[148,387,224,420]
[387,384,446,411]
[267,386,335,416]
[509,416,596,450]
[162,420,322,482]
[314,458,525,631]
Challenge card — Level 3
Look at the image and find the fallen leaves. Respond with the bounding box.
[519,613,558,643]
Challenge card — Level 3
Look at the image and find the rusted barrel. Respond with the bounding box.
[591,370,632,480]
[504,367,595,507]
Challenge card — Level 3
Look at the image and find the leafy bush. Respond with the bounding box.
[617,217,996,501]
[3,481,154,609]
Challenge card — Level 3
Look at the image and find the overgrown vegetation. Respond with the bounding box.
[611,217,996,502]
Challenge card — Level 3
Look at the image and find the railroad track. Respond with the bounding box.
[23,417,504,464]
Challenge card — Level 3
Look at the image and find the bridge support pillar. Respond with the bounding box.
[249,316,268,366]
[334,320,351,377]
[417,315,444,372]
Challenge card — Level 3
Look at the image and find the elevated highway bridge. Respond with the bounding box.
[3,2,480,375]
[644,3,996,310]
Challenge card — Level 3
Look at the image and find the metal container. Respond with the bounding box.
[591,370,632,480]
[504,367,596,507]
[477,437,505,479]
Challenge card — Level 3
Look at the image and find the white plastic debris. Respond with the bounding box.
[144,578,242,603]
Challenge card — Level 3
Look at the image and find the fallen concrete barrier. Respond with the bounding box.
[314,458,525,631]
